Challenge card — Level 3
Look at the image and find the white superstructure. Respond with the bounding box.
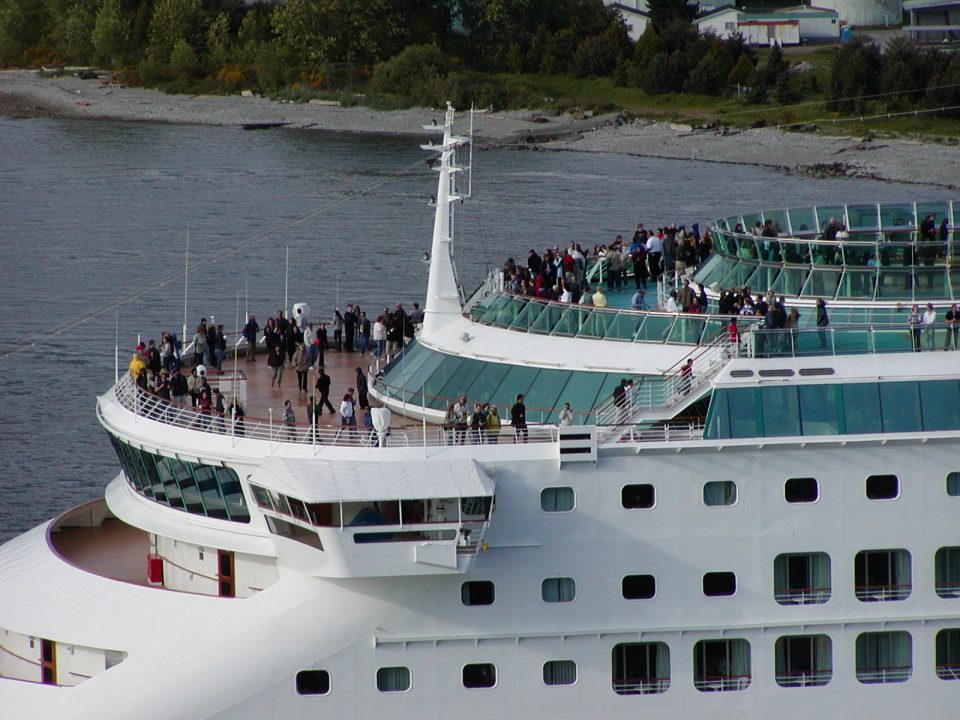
[2,106,960,720]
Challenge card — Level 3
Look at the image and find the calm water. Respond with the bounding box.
[0,116,946,541]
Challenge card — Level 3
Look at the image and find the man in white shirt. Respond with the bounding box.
[923,303,937,350]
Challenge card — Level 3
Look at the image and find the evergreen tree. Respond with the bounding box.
[93,0,131,66]
[647,0,697,34]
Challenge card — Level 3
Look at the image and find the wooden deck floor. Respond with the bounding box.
[213,345,389,430]
[51,519,150,587]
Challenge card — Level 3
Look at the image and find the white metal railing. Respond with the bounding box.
[854,584,912,602]
[693,674,751,691]
[774,588,831,605]
[612,678,670,695]
[775,670,832,687]
[113,374,558,449]
[600,422,705,445]
[595,328,736,429]
[856,666,912,683]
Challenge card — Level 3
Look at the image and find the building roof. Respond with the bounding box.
[903,0,960,9]
[612,2,651,16]
[698,3,837,20]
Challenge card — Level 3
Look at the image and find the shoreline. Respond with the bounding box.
[2,69,958,190]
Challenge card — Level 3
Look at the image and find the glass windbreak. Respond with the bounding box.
[881,203,918,229]
[529,303,565,335]
[847,204,880,230]
[511,298,545,331]
[636,314,675,342]
[787,208,816,234]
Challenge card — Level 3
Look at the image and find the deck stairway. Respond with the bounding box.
[594,329,737,443]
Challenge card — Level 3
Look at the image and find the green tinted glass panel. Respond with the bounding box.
[421,356,465,409]
[817,207,846,232]
[802,270,840,299]
[762,210,788,233]
[702,318,729,343]
[478,294,511,324]
[915,202,947,227]
[880,381,921,433]
[553,306,589,337]
[705,389,729,439]
[492,297,526,327]
[464,363,512,404]
[636,314,674,342]
[667,316,706,345]
[761,386,800,437]
[837,270,877,299]
[780,240,811,264]
[847,204,880,230]
[524,369,572,421]
[799,384,840,435]
[843,383,881,434]
[772,267,809,297]
[881,203,918,229]
[547,372,606,423]
[914,268,947,299]
[921,380,960,431]
[490,364,540,410]
[875,270,913,299]
[511,299,544,331]
[396,346,448,404]
[725,262,758,288]
[728,388,758,438]
[530,303,565,335]
[432,357,479,406]
[193,465,226,519]
[604,312,643,341]
[747,264,780,292]
[577,309,616,339]
[788,208,816,234]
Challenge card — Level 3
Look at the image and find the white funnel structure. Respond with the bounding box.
[421,103,468,339]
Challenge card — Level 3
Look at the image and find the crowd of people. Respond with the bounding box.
[127,300,425,439]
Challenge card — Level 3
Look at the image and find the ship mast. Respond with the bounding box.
[421,103,469,339]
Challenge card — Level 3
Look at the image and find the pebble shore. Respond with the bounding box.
[2,69,958,189]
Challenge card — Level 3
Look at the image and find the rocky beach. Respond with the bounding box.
[2,69,958,189]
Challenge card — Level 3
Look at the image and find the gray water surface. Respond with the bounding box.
[0,117,945,541]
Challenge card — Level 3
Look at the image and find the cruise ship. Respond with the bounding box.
[1,105,959,719]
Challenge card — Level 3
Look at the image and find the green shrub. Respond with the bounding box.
[370,43,448,99]
[572,35,617,78]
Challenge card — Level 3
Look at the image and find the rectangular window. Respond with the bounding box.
[296,669,330,695]
[936,547,960,598]
[543,660,577,686]
[920,380,960,430]
[376,666,411,692]
[937,629,960,679]
[542,577,576,603]
[866,474,899,500]
[728,388,758,438]
[693,639,751,691]
[774,552,831,605]
[612,642,670,695]
[798,384,840,435]
[760,386,800,437]
[842,383,882,434]
[703,571,736,597]
[880,381,921,433]
[775,635,832,687]
[703,481,737,506]
[855,549,911,601]
[622,574,656,600]
[541,487,575,512]
[948,472,960,497]
[462,663,496,689]
[265,516,324,550]
[856,631,912,683]
[621,484,655,509]
[461,581,495,606]
[785,477,818,503]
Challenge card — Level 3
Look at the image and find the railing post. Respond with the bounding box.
[269,408,274,453]
[230,406,236,444]
[869,325,876,354]
[830,327,836,356]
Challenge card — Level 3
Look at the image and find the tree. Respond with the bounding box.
[148,0,202,62]
[572,34,617,77]
[880,36,934,110]
[0,0,46,65]
[92,0,131,67]
[647,0,697,34]
[169,37,197,79]
[47,0,98,64]
[828,37,881,113]
[370,43,448,99]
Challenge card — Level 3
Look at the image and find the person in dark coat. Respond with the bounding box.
[356,367,369,410]
[511,393,528,443]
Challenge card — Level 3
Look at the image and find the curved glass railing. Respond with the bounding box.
[697,200,959,301]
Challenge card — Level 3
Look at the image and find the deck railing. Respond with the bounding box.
[112,374,558,449]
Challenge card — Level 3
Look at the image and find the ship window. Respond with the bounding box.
[265,516,323,550]
[785,477,818,503]
[541,487,575,512]
[621,484,655,509]
[798,384,841,435]
[461,581,495,606]
[376,666,411,692]
[842,383,882,434]
[855,549,911,601]
[622,574,656,600]
[936,629,960,679]
[774,553,831,605]
[775,635,832,687]
[542,577,576,603]
[935,547,960,598]
[693,639,751,691]
[543,660,577,686]
[880,382,922,433]
[760,386,800,437]
[855,631,912,684]
[296,670,330,695]
[703,572,736,597]
[462,663,496,689]
[703,481,737,506]
[612,642,670,695]
[947,472,960,496]
[866,474,899,500]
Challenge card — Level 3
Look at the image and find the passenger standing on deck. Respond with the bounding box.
[243,315,259,362]
[332,310,344,351]
[340,392,357,437]
[171,367,189,408]
[946,304,959,350]
[355,367,370,410]
[372,316,387,358]
[357,312,371,356]
[409,303,424,332]
[559,402,574,426]
[304,323,317,367]
[511,394,528,443]
[344,304,357,353]
[315,366,335,414]
[592,286,608,308]
[293,343,309,392]
[487,406,501,444]
[923,303,937,351]
[387,310,404,357]
[283,400,296,440]
[268,345,285,388]
[909,304,922,352]
[680,359,693,396]
[192,324,207,369]
[452,394,469,445]
[816,298,830,348]
[214,325,226,374]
